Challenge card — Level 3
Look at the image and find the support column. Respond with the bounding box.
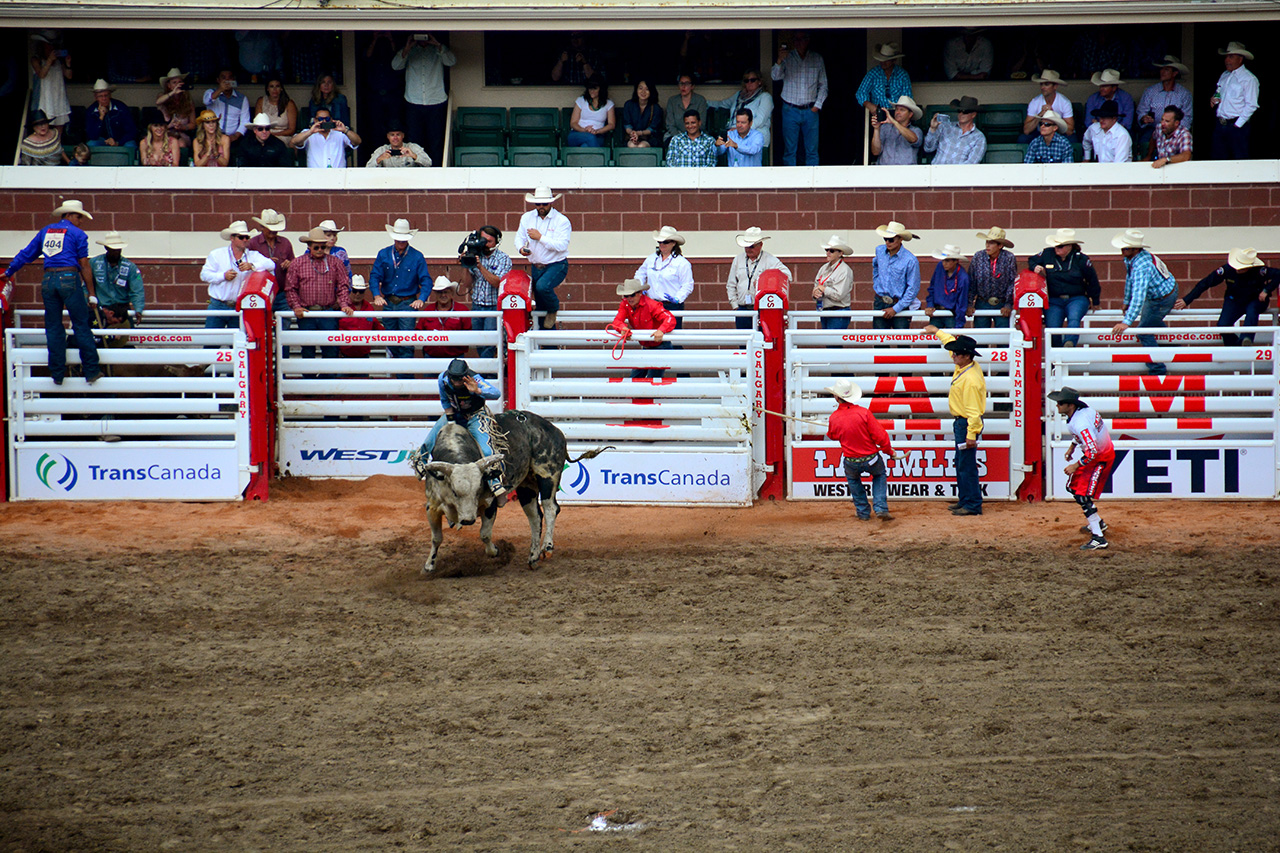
[238,272,276,502]
[1014,270,1047,502]
[499,269,532,410]
[755,269,790,501]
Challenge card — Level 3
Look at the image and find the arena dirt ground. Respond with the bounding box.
[1,477,1277,851]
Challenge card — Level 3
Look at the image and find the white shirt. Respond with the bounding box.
[200,246,274,303]
[634,252,694,304]
[1026,91,1073,119]
[1215,65,1260,127]
[516,208,572,265]
[575,97,614,131]
[1082,121,1132,162]
[726,250,791,307]
[299,129,355,168]
[391,43,457,107]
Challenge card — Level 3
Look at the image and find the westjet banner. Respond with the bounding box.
[280,427,422,478]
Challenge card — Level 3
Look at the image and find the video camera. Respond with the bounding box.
[457,230,488,268]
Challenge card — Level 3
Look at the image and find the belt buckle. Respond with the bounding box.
[986,297,1002,307]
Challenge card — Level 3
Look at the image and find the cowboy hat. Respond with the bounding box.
[298,226,330,245]
[524,186,561,204]
[931,244,964,261]
[976,226,1014,248]
[617,278,650,296]
[196,109,219,124]
[1152,55,1190,76]
[893,95,924,121]
[875,220,916,241]
[950,95,980,112]
[249,113,274,129]
[1031,69,1067,86]
[317,219,345,233]
[1219,41,1254,60]
[91,78,114,93]
[25,109,51,131]
[1090,68,1126,87]
[446,358,474,379]
[1045,228,1083,247]
[822,378,863,404]
[1227,247,1265,270]
[350,274,368,291]
[160,67,190,88]
[1038,109,1069,133]
[52,200,93,220]
[735,226,770,248]
[254,208,287,231]
[29,29,58,44]
[1090,100,1121,119]
[219,220,258,241]
[432,274,459,292]
[820,234,853,255]
[1111,229,1150,250]
[944,335,981,357]
[652,225,686,245]
[1047,387,1083,405]
[95,230,128,250]
[871,42,904,62]
[385,219,417,239]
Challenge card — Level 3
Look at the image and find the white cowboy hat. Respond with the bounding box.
[253,208,286,231]
[1046,228,1083,247]
[219,220,258,241]
[871,42,904,62]
[1227,247,1264,270]
[1219,41,1254,60]
[892,95,923,121]
[385,219,417,239]
[91,78,114,93]
[1038,109,1069,133]
[1152,55,1190,76]
[931,244,964,261]
[1110,229,1150,250]
[652,225,686,245]
[875,220,916,241]
[95,230,128,250]
[160,67,191,88]
[52,199,93,220]
[1090,68,1126,87]
[976,226,1014,248]
[525,186,561,204]
[249,113,274,129]
[820,234,853,255]
[617,278,649,296]
[1031,69,1067,86]
[317,219,345,233]
[823,378,863,404]
[735,226,770,248]
[350,274,368,290]
[298,226,330,245]
[431,274,459,292]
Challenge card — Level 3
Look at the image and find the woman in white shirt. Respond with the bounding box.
[568,75,615,148]
[634,225,695,328]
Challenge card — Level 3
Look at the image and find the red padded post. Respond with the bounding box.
[755,269,790,501]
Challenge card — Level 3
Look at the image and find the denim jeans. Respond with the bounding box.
[297,314,339,361]
[734,307,755,330]
[871,294,911,331]
[421,410,494,458]
[780,102,819,166]
[844,454,888,518]
[931,310,967,329]
[820,310,850,331]
[530,260,568,315]
[272,291,292,358]
[970,310,1010,329]
[381,300,418,361]
[1135,288,1176,374]
[567,130,606,148]
[1044,294,1090,346]
[953,417,982,512]
[631,340,673,379]
[205,297,240,330]
[473,304,499,360]
[42,268,100,382]
[1218,291,1269,346]
[1211,120,1250,160]
[405,101,446,168]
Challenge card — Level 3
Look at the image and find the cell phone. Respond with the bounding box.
[388,148,403,156]
[780,42,789,51]
[320,120,336,130]
[414,33,430,42]
[56,49,69,58]
[877,108,888,122]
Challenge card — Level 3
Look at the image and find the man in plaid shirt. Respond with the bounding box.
[666,110,717,167]
[1023,109,1073,163]
[924,96,986,164]
[1111,229,1177,375]
[286,227,353,363]
[856,42,913,113]
[1150,106,1192,168]
[771,31,828,166]
[460,224,511,361]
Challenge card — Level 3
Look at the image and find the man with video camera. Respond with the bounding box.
[366,120,432,167]
[457,225,511,361]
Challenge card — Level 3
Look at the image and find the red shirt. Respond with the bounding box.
[608,294,676,348]
[416,300,471,358]
[337,301,383,357]
[826,401,894,459]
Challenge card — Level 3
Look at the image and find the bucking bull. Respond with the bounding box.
[409,410,610,576]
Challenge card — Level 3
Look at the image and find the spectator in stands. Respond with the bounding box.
[318,220,352,278]
[287,227,354,364]
[459,225,511,360]
[193,110,231,167]
[825,378,897,522]
[1023,109,1073,163]
[254,75,298,140]
[1150,106,1192,168]
[156,68,195,147]
[1021,70,1074,142]
[664,73,708,146]
[19,110,68,166]
[872,221,921,331]
[708,69,773,148]
[608,278,677,379]
[90,231,145,328]
[567,76,615,148]
[1175,248,1280,347]
[418,275,470,360]
[772,30,828,166]
[236,113,294,167]
[235,31,282,84]
[1030,229,1101,347]
[393,33,456,169]
[623,79,663,148]
[203,68,251,143]
[200,220,274,330]
[924,96,986,164]
[856,42,912,116]
[140,118,180,166]
[727,227,791,330]
[1111,229,1178,375]
[926,245,970,328]
[813,235,854,330]
[943,28,993,80]
[69,143,90,166]
[969,227,1018,329]
[1211,41,1259,160]
[367,120,432,167]
[714,108,765,167]
[921,325,986,516]
[1083,69,1135,133]
[1082,101,1132,162]
[635,225,695,329]
[29,30,71,129]
[292,107,360,168]
[1136,56,1192,153]
[370,219,432,370]
[338,275,383,359]
[516,187,572,332]
[1070,31,1126,80]
[870,95,922,166]
[305,74,350,128]
[551,32,603,85]
[666,109,716,167]
[85,79,138,150]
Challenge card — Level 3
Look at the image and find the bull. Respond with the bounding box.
[409,410,609,576]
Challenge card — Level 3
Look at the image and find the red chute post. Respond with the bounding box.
[237,272,276,501]
[0,276,10,502]
[499,270,532,409]
[1014,270,1047,502]
[755,269,790,501]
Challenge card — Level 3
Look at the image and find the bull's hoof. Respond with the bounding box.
[540,547,553,560]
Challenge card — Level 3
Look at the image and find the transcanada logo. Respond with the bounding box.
[598,468,733,486]
[566,461,589,495]
[37,453,78,492]
[299,448,411,463]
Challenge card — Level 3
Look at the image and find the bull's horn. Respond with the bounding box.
[477,453,505,471]
[425,461,454,480]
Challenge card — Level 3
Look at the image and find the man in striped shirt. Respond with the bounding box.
[924,96,986,164]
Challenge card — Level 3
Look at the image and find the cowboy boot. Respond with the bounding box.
[542,311,557,331]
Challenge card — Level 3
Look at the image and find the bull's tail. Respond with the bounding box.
[568,445,614,463]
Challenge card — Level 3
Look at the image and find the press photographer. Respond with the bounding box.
[367,120,432,167]
[457,225,511,360]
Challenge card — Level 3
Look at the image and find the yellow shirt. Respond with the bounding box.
[936,331,987,439]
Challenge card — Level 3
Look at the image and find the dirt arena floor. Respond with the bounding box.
[1,478,1277,851]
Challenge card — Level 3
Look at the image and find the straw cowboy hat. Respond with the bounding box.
[1219,41,1254,60]
[53,200,93,220]
[1046,228,1083,247]
[871,42,904,62]
[249,113,274,129]
[931,244,964,261]
[1031,69,1067,86]
[616,278,649,296]
[160,67,190,88]
[525,186,561,204]
[735,226,770,248]
[219,220,257,240]
[350,274,368,291]
[1039,109,1069,133]
[944,334,982,357]
[1227,247,1265,270]
[196,109,218,124]
[875,220,916,241]
[892,95,924,120]
[91,78,114,93]
[95,231,128,250]
[1047,387,1084,405]
[822,378,863,404]
[820,234,853,254]
[976,226,1014,248]
[1090,68,1126,87]
[317,219,345,233]
[1153,55,1190,76]
[385,219,417,239]
[652,225,686,245]
[254,208,287,231]
[432,274,459,292]
[1111,229,1151,250]
[298,227,330,245]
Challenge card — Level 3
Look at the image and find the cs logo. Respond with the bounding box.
[565,461,590,495]
[37,453,78,492]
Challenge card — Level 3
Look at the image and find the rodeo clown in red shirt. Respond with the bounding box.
[1049,386,1116,551]
[607,277,677,379]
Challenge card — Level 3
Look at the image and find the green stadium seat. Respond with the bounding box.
[88,146,137,166]
[507,145,558,167]
[613,148,663,167]
[453,107,507,148]
[561,147,610,167]
[982,143,1028,164]
[977,103,1027,144]
[509,107,561,147]
[453,146,506,167]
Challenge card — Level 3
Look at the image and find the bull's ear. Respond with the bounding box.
[426,462,453,481]
[478,453,505,473]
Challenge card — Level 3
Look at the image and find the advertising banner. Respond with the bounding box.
[14,446,243,500]
[1048,445,1276,499]
[790,444,1011,500]
[558,448,752,506]
[279,427,423,478]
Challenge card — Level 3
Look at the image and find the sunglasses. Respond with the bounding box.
[659,240,676,245]
[743,77,760,83]
[825,248,841,253]
[883,236,901,243]
[233,234,251,240]
[959,109,977,115]
[1039,121,1057,127]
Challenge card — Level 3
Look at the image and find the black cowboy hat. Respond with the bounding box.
[949,95,980,112]
[1090,100,1121,119]
[446,357,474,379]
[1047,387,1083,405]
[26,109,51,130]
[944,335,981,357]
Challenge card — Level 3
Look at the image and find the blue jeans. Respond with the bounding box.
[405,101,446,168]
[530,260,568,316]
[1211,120,1250,160]
[381,299,418,362]
[421,410,494,458]
[567,130,606,147]
[42,268,100,382]
[733,307,755,330]
[662,299,685,330]
[1044,294,1090,346]
[871,294,910,331]
[953,417,982,513]
[970,311,1010,329]
[206,297,240,330]
[631,340,673,379]
[1136,288,1177,375]
[297,314,338,361]
[931,309,967,329]
[473,304,499,360]
[844,455,888,518]
[781,102,819,166]
[1218,291,1269,346]
[820,310,849,331]
[272,291,292,358]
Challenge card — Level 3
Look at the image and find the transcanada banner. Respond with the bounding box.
[559,448,752,506]
[15,446,242,500]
